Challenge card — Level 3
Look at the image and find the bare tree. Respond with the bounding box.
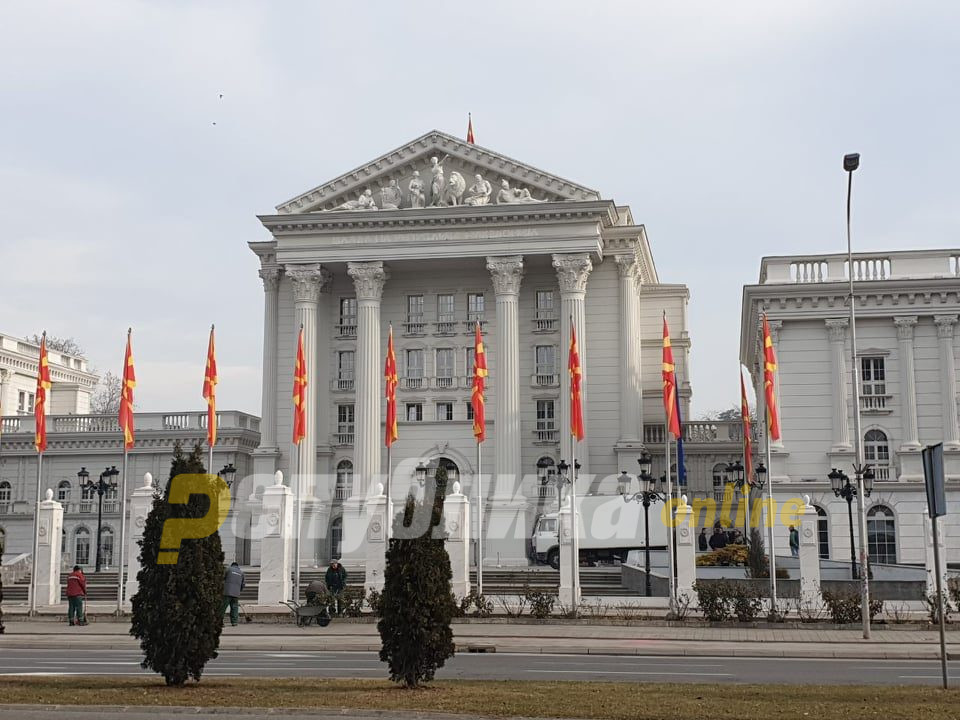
[28,334,85,357]
[90,371,122,415]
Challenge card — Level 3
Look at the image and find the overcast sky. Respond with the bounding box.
[1,1,957,418]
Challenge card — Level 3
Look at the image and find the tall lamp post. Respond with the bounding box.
[728,460,767,539]
[553,459,580,514]
[618,451,665,597]
[829,465,874,579]
[78,465,119,573]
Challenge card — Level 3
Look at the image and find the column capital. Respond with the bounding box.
[765,319,783,344]
[486,255,524,296]
[285,263,329,304]
[0,367,11,383]
[258,265,281,292]
[552,253,593,294]
[825,318,849,342]
[347,261,388,302]
[613,253,641,282]
[894,315,919,340]
[934,314,959,338]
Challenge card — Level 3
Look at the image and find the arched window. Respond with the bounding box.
[75,527,91,566]
[0,482,11,513]
[427,458,460,494]
[57,481,71,503]
[867,505,897,564]
[814,506,829,559]
[335,460,353,500]
[330,516,343,560]
[100,527,115,567]
[864,429,891,481]
[536,457,556,499]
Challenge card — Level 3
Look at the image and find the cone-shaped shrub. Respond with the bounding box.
[130,442,224,685]
[377,465,456,687]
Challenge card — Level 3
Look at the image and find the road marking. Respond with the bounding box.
[526,669,733,677]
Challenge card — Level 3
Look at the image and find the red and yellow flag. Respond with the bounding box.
[292,327,307,445]
[662,314,681,439]
[466,113,475,144]
[569,322,585,441]
[202,325,217,448]
[762,313,781,441]
[471,322,487,442]
[35,333,51,452]
[119,330,136,450]
[384,324,398,447]
[740,369,753,484]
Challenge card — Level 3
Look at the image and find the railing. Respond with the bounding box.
[761,250,959,285]
[1,417,21,433]
[103,500,119,513]
[464,318,485,332]
[537,484,556,499]
[334,378,355,391]
[0,503,12,515]
[533,372,558,387]
[0,552,32,585]
[534,312,557,331]
[951,255,960,276]
[434,320,457,335]
[333,433,354,446]
[1,410,260,436]
[79,501,94,513]
[403,318,426,335]
[789,259,829,283]
[403,376,424,390]
[162,414,190,429]
[873,465,892,481]
[334,485,351,500]
[336,321,357,338]
[52,416,120,433]
[861,395,891,412]
[433,376,456,390]
[534,428,558,443]
[643,420,754,445]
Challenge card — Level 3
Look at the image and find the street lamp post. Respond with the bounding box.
[829,465,874,579]
[218,463,237,489]
[619,451,665,597]
[552,459,580,515]
[78,465,119,573]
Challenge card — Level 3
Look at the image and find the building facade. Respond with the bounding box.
[0,332,96,417]
[250,130,706,566]
[741,250,960,567]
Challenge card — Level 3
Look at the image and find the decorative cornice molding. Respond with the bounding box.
[934,314,959,338]
[825,318,849,342]
[486,255,524,296]
[893,315,918,340]
[285,263,328,304]
[347,261,388,302]
[552,253,593,294]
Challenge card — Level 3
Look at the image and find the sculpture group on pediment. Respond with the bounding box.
[379,179,403,210]
[330,188,378,212]
[496,179,543,204]
[463,173,492,206]
[408,171,425,208]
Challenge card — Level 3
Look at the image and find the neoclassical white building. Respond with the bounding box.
[249,130,695,566]
[741,250,960,568]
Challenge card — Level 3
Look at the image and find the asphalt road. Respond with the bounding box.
[0,648,955,686]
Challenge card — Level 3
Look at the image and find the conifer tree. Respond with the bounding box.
[377,465,456,687]
[130,442,224,685]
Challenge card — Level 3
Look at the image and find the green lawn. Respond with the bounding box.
[0,677,957,719]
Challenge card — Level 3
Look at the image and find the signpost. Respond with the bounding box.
[921,443,949,690]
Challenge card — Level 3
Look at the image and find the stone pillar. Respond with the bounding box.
[798,495,821,608]
[674,495,696,607]
[923,515,948,598]
[614,254,643,445]
[125,472,156,603]
[253,262,281,477]
[444,481,471,600]
[0,368,11,419]
[894,316,921,449]
[826,319,852,451]
[934,315,960,448]
[258,471,293,605]
[347,261,388,496]
[34,489,64,607]
[557,496,580,610]
[364,484,388,596]
[486,256,523,490]
[553,253,593,471]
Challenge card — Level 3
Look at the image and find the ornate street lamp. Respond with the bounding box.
[830,465,874,579]
[78,465,119,572]
[621,451,666,597]
[218,463,237,489]
[415,460,428,486]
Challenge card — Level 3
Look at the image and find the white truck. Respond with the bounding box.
[527,494,670,569]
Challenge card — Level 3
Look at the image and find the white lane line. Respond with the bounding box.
[898,675,952,680]
[526,669,733,677]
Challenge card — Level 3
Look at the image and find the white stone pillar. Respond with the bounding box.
[923,514,948,598]
[34,489,64,607]
[125,472,156,603]
[557,496,579,610]
[486,256,524,491]
[674,496,696,607]
[444,481,471,600]
[826,319,852,451]
[553,253,592,471]
[258,472,293,605]
[0,368,11,418]
[934,315,960,448]
[364,484,388,596]
[347,261,388,496]
[798,495,821,608]
[894,316,921,449]
[254,263,281,473]
[614,254,643,445]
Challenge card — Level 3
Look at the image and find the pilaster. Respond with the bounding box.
[934,315,960,448]
[894,316,921,450]
[825,319,852,452]
[614,254,643,446]
[0,368,11,419]
[254,263,282,476]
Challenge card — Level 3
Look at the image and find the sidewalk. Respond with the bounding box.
[2,619,957,659]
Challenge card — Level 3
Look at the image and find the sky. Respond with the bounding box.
[1,1,958,418]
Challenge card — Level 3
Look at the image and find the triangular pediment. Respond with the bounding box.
[275,130,601,214]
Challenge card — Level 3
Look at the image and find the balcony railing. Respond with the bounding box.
[860,395,891,412]
[403,376,425,390]
[0,411,260,437]
[464,318,486,333]
[643,420,757,445]
[333,377,355,392]
[434,320,457,335]
[333,432,354,447]
[534,312,557,332]
[537,484,556,499]
[336,321,357,338]
[760,250,960,285]
[79,501,94,513]
[532,372,558,387]
[534,428,558,443]
[873,465,892,481]
[403,318,426,335]
[334,485,351,500]
[1,417,22,434]
[433,376,457,390]
[0,503,12,515]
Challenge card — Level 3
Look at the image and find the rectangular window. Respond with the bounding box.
[406,403,423,422]
[467,293,485,322]
[536,400,556,440]
[466,402,475,421]
[535,345,556,382]
[465,346,475,376]
[436,402,454,421]
[405,349,424,381]
[405,295,425,334]
[437,294,455,324]
[338,298,357,336]
[436,348,455,386]
[535,290,557,331]
[337,351,355,389]
[861,357,886,396]
[337,404,355,435]
[18,391,35,415]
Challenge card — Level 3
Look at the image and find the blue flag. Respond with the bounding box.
[675,391,686,487]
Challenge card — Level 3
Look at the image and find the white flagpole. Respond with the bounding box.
[569,436,579,615]
[29,451,43,615]
[664,426,676,614]
[765,400,778,612]
[476,442,483,596]
[294,438,302,601]
[116,448,129,613]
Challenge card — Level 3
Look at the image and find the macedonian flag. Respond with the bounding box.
[740,368,753,483]
[662,314,681,440]
[762,313,781,441]
[384,324,398,447]
[202,325,217,448]
[119,329,136,449]
[569,321,585,441]
[471,322,487,442]
[292,326,307,445]
[35,333,52,453]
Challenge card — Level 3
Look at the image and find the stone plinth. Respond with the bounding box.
[364,486,388,596]
[125,473,157,603]
[258,471,293,605]
[443,481,471,600]
[34,489,64,607]
[798,496,822,608]
[674,496,695,607]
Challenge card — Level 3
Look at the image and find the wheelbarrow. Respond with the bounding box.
[283,600,332,627]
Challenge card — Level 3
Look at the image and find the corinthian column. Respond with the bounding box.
[826,319,851,452]
[614,254,643,444]
[0,368,11,420]
[553,253,592,470]
[286,264,330,485]
[347,261,388,496]
[934,315,960,448]
[486,256,524,494]
[894,316,920,450]
[257,263,281,453]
